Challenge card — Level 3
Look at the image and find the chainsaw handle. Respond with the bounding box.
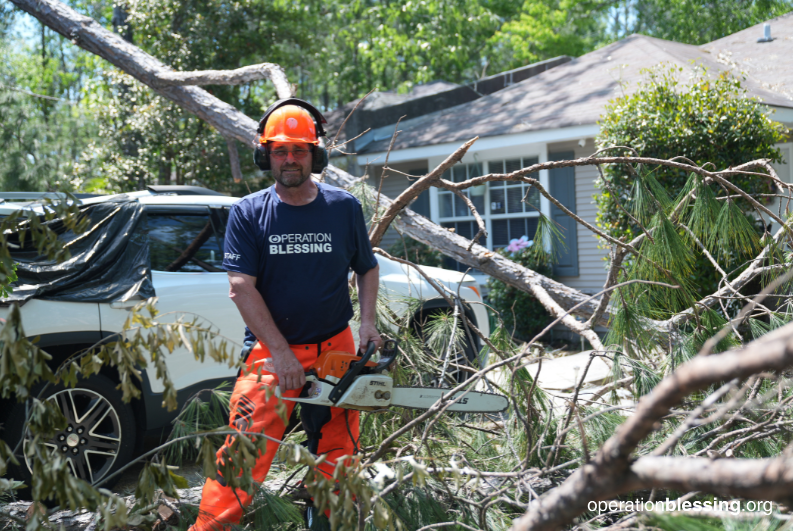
[359,340,378,364]
[328,341,377,404]
[372,338,398,372]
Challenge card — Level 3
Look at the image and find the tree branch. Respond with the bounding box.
[627,455,793,503]
[151,63,291,95]
[512,320,793,531]
[368,137,477,247]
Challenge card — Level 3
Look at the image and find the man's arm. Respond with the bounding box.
[356,264,382,353]
[228,271,306,390]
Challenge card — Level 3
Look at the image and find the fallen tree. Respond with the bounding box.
[16,0,789,348]
[8,0,610,344]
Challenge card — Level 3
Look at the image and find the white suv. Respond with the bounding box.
[0,186,488,488]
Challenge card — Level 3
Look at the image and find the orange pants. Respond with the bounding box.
[190,327,360,531]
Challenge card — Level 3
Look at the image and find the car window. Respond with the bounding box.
[208,207,228,244]
[148,212,225,272]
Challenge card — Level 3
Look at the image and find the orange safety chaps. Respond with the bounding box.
[190,327,359,531]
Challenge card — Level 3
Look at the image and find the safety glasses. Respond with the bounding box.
[270,148,311,159]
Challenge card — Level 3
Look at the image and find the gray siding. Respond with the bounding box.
[549,140,608,294]
[365,161,428,252]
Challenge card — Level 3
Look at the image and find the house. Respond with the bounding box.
[326,13,793,297]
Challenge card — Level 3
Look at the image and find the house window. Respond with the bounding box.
[439,163,485,219]
[437,157,541,271]
[488,157,540,250]
[492,217,539,248]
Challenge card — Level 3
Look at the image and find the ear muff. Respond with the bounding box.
[312,145,329,173]
[254,98,329,174]
[254,144,271,172]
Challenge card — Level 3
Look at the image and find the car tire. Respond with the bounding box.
[413,308,479,386]
[4,373,137,496]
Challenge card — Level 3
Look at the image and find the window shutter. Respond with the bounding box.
[549,151,578,277]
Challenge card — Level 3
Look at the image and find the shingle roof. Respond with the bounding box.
[357,27,793,155]
[702,11,793,102]
[324,81,463,144]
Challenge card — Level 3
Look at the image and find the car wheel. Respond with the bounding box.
[5,374,137,494]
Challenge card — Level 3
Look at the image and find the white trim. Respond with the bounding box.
[429,186,439,223]
[762,142,792,235]
[539,143,550,218]
[356,124,600,165]
[772,142,792,183]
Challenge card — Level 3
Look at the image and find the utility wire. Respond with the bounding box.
[0,83,75,103]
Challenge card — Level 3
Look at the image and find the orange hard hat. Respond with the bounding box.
[260,105,319,145]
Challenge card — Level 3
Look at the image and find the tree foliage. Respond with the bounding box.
[3,0,790,194]
[0,15,98,192]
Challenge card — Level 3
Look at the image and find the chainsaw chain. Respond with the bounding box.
[390,386,509,413]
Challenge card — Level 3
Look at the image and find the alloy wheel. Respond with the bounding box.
[25,388,122,484]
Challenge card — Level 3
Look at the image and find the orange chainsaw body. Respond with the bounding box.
[310,350,377,380]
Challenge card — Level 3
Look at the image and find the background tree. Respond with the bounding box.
[4,0,790,194]
[71,0,320,193]
[0,4,98,192]
[607,0,793,43]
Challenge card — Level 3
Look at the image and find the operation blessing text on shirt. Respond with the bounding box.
[267,232,333,254]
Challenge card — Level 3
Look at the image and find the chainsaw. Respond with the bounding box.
[277,339,508,413]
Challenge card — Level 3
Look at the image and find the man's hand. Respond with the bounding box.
[358,323,382,354]
[270,346,306,391]
[356,263,381,354]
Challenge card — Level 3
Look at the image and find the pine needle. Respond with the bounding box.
[605,292,662,359]
[247,488,304,530]
[622,357,661,400]
[531,213,566,264]
[712,199,760,266]
[642,167,674,214]
[672,172,699,216]
[644,212,695,277]
[691,309,740,354]
[686,180,721,247]
[629,177,657,227]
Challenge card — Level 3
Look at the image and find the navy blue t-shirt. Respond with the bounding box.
[222,183,377,345]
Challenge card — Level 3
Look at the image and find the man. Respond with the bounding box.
[190,99,381,531]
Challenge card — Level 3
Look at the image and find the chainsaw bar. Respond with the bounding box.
[390,386,509,413]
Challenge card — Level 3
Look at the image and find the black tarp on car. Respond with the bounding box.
[2,197,155,304]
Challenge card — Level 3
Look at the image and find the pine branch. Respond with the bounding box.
[513,320,793,531]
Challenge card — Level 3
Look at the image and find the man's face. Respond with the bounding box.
[269,142,313,188]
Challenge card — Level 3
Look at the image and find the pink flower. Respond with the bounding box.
[506,236,533,254]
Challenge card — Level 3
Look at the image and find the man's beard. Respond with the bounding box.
[273,164,311,188]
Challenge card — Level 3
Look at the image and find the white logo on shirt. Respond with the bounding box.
[268,233,333,255]
[224,253,241,261]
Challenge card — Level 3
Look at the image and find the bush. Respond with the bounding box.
[387,235,444,268]
[487,236,553,342]
[595,65,787,303]
[596,65,786,242]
